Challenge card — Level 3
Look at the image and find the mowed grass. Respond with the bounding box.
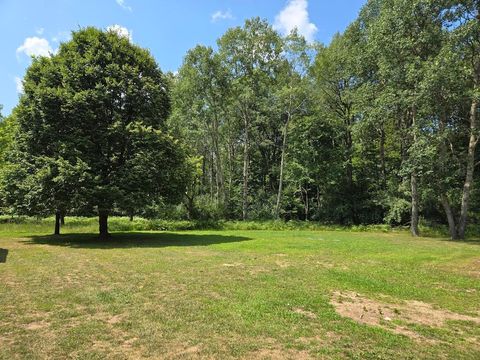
[0,225,479,359]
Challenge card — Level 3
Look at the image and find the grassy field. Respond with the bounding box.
[0,223,479,359]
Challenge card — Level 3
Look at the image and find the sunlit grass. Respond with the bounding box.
[0,224,479,359]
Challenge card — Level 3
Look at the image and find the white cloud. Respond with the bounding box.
[211,10,233,22]
[107,24,133,42]
[16,37,53,58]
[14,76,23,94]
[274,0,318,42]
[116,0,132,12]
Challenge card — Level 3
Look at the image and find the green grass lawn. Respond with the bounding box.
[0,226,479,359]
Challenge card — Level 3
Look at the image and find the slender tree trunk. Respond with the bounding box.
[438,111,458,239]
[54,210,61,235]
[380,126,387,188]
[60,213,65,226]
[227,141,234,208]
[275,113,290,218]
[242,114,249,221]
[210,150,214,201]
[457,26,480,238]
[99,210,109,239]
[201,154,207,189]
[345,119,356,224]
[410,108,420,237]
[457,98,478,239]
[212,115,225,205]
[440,195,457,240]
[410,173,420,236]
[304,187,309,220]
[316,186,322,216]
[129,214,133,222]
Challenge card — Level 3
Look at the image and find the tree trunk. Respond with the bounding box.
[410,172,420,236]
[185,194,195,220]
[209,150,214,201]
[379,126,387,188]
[54,210,61,235]
[242,114,249,221]
[304,187,309,220]
[346,132,356,223]
[440,195,457,240]
[60,214,65,226]
[410,108,420,237]
[457,98,478,239]
[438,111,458,239]
[99,210,109,240]
[275,113,290,219]
[456,12,479,238]
[344,115,356,224]
[129,214,134,222]
[212,114,225,205]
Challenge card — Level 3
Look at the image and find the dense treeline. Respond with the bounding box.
[169,0,480,239]
[0,0,478,238]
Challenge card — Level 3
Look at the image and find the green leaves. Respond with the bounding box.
[5,27,187,222]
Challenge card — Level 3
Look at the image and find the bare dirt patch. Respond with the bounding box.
[243,347,312,360]
[166,344,202,358]
[107,314,123,324]
[331,291,480,341]
[222,263,244,267]
[465,259,480,278]
[296,331,337,347]
[25,321,49,330]
[275,260,290,268]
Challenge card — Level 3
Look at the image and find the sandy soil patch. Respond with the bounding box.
[331,291,480,341]
[243,347,312,360]
[25,321,49,330]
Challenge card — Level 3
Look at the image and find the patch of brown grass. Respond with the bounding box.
[242,347,312,360]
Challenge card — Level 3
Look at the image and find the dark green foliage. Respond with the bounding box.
[171,3,480,239]
[2,28,188,237]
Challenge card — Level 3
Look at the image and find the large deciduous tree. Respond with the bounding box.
[7,27,188,238]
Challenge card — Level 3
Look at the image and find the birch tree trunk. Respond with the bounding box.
[275,112,290,218]
[457,97,478,239]
[410,108,420,237]
[242,113,249,221]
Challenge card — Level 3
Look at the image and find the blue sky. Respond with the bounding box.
[0,0,366,116]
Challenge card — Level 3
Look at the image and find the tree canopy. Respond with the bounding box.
[3,27,189,238]
[1,1,479,240]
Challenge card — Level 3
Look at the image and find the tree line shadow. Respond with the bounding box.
[434,238,480,246]
[18,230,480,250]
[21,232,252,249]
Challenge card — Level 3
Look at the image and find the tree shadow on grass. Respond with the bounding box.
[418,233,480,245]
[0,248,8,263]
[21,232,252,249]
[435,238,480,245]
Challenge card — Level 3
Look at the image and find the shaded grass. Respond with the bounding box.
[0,226,479,359]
